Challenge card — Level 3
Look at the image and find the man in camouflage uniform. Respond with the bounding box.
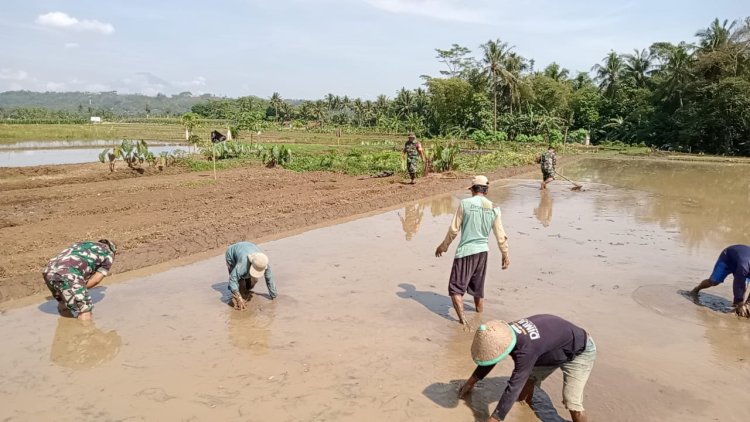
[402,133,427,185]
[539,146,557,190]
[43,239,117,321]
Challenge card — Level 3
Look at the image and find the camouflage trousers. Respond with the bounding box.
[43,272,93,314]
[406,156,419,177]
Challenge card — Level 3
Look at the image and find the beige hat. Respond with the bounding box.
[468,175,489,190]
[471,320,517,366]
[248,253,269,278]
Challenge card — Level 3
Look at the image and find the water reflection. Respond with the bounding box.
[534,190,554,227]
[693,299,750,366]
[398,203,425,241]
[0,146,187,168]
[565,159,750,250]
[0,140,183,149]
[49,318,121,370]
[228,302,274,355]
[429,195,456,218]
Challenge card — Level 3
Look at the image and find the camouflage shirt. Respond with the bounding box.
[540,150,557,172]
[403,140,422,159]
[45,241,114,279]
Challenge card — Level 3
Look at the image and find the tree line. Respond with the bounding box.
[187,17,749,155]
[2,17,749,155]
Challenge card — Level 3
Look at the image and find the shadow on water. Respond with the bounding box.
[49,318,121,370]
[678,289,734,313]
[397,283,469,322]
[397,283,479,322]
[38,286,109,316]
[423,377,569,422]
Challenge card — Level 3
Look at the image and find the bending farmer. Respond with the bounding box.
[225,241,277,310]
[459,315,596,422]
[691,244,750,317]
[435,175,510,325]
[43,239,117,321]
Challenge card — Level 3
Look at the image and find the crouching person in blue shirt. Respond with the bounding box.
[691,244,750,317]
[225,241,277,310]
[458,315,596,422]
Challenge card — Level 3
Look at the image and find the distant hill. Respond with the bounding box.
[0,90,226,116]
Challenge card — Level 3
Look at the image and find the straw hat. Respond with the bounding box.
[248,253,269,278]
[471,320,517,366]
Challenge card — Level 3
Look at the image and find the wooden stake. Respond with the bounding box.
[212,143,217,180]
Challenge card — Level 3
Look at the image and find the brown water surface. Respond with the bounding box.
[1,158,748,421]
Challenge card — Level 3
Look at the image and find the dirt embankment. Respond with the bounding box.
[0,161,550,302]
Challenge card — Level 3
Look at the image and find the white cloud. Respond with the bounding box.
[45,82,67,91]
[0,69,29,81]
[365,0,488,23]
[36,12,115,35]
[64,42,80,49]
[175,76,207,87]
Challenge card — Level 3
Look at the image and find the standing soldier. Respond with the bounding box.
[43,239,117,321]
[402,133,428,184]
[539,146,557,190]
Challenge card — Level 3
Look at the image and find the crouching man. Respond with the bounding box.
[459,315,596,422]
[225,241,277,310]
[43,239,117,321]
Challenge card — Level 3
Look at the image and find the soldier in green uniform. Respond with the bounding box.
[539,146,557,190]
[402,133,427,184]
[43,240,117,321]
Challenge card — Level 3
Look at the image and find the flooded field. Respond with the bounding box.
[0,158,748,421]
[0,140,187,167]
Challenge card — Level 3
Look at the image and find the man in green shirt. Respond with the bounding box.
[435,176,510,325]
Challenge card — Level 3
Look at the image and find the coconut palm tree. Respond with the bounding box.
[696,18,737,52]
[481,39,516,130]
[502,52,527,114]
[543,62,570,81]
[394,88,415,118]
[623,49,654,89]
[592,51,624,98]
[656,43,695,107]
[270,92,282,121]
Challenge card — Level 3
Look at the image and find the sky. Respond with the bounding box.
[0,0,746,99]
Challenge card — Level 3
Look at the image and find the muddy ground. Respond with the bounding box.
[0,161,550,303]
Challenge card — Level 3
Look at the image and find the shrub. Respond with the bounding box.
[261,145,293,168]
[429,143,460,172]
[569,128,588,144]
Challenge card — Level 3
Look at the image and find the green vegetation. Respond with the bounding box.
[3,16,748,158]
[98,139,178,172]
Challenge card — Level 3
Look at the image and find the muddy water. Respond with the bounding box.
[0,140,187,167]
[1,158,748,421]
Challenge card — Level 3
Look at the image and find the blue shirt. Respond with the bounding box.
[225,242,277,298]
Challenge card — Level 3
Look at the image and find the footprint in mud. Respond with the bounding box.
[632,284,736,328]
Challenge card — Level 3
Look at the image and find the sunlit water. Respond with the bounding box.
[0,140,188,167]
[0,158,748,421]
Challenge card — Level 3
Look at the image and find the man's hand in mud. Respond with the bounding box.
[501,254,510,270]
[231,292,247,311]
[435,245,446,257]
[735,303,750,318]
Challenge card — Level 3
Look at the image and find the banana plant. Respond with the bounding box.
[428,143,460,172]
[261,145,293,168]
[98,146,121,172]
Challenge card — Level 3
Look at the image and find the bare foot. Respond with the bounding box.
[77,311,93,321]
